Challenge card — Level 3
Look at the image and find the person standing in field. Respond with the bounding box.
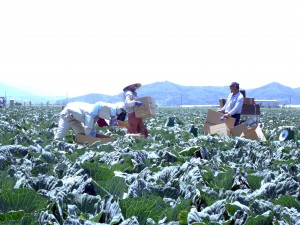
[54,101,125,140]
[123,83,148,137]
[218,81,244,126]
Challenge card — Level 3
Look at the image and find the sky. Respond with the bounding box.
[0,0,299,97]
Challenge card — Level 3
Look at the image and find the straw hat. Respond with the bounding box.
[123,83,142,92]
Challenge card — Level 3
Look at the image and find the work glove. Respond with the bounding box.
[135,101,143,106]
[90,129,97,137]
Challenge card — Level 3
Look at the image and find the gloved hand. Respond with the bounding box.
[90,129,97,137]
[135,101,143,106]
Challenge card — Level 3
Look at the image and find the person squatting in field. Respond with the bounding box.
[123,83,148,137]
[218,81,244,126]
[54,101,125,140]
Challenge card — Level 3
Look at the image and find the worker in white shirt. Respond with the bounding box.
[54,101,125,140]
[218,82,244,126]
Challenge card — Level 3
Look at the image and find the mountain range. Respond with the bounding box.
[1,81,299,106]
[0,83,65,105]
[56,81,300,106]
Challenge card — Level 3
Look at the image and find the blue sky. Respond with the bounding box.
[0,0,299,97]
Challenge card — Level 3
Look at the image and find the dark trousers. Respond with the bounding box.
[232,114,241,126]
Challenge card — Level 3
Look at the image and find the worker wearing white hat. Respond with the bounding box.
[54,101,125,140]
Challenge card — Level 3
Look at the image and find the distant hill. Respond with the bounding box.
[56,81,300,106]
[1,81,299,106]
[138,81,230,106]
[0,83,65,104]
[0,83,38,100]
[55,93,123,105]
[246,82,300,105]
[138,81,300,105]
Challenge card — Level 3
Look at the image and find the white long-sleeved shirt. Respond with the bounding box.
[61,101,117,136]
[124,90,138,113]
[220,92,244,116]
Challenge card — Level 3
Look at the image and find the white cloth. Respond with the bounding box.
[124,90,138,113]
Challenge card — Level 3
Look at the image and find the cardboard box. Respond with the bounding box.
[203,110,266,141]
[241,104,261,115]
[219,98,255,107]
[241,125,266,141]
[76,133,114,145]
[209,123,231,136]
[134,96,157,118]
[125,133,146,138]
[117,120,129,129]
[230,123,248,137]
[243,98,255,104]
[203,109,236,133]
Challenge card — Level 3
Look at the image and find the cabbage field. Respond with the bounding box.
[0,106,300,225]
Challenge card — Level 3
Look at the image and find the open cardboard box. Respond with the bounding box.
[76,133,114,145]
[230,123,248,137]
[117,120,129,129]
[203,109,236,133]
[241,125,266,141]
[230,123,267,141]
[134,96,157,118]
[209,123,231,136]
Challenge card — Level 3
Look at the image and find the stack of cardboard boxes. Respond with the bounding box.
[203,109,266,141]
